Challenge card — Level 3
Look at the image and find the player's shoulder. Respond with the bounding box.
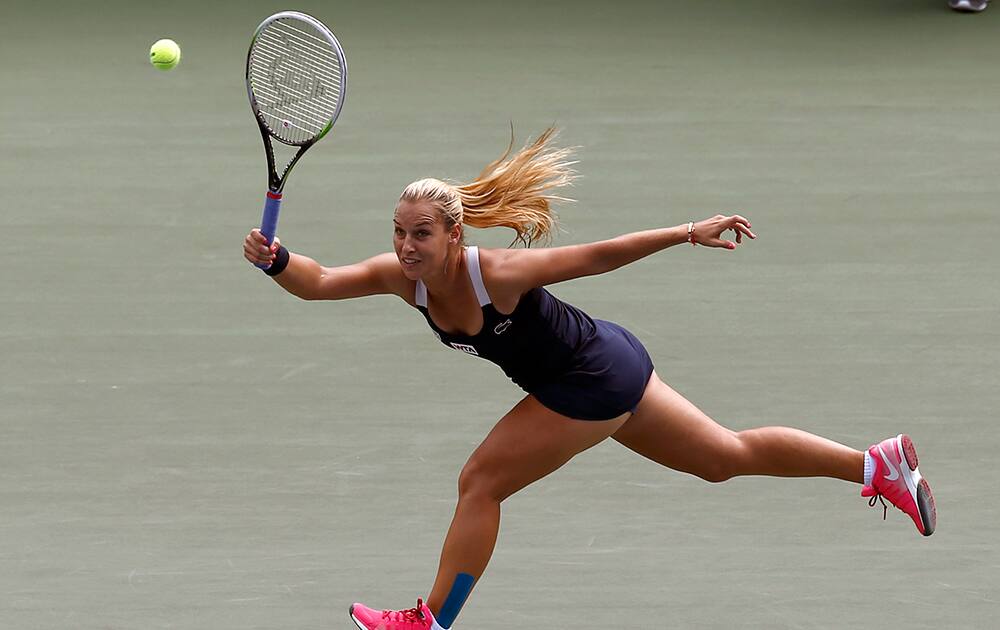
[476,246,533,308]
[476,245,544,282]
[475,246,511,281]
[476,245,518,268]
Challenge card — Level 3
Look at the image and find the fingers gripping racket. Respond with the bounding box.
[246,11,347,268]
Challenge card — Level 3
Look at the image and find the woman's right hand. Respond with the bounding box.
[243,228,281,267]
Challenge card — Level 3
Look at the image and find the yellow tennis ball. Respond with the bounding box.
[149,39,181,71]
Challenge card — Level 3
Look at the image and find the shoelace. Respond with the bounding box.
[869,494,888,520]
[382,598,426,623]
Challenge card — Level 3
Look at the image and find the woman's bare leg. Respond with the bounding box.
[425,395,629,619]
[612,372,863,483]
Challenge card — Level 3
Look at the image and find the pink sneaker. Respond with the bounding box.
[349,598,439,630]
[862,434,936,536]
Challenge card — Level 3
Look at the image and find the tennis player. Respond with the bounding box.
[243,128,936,630]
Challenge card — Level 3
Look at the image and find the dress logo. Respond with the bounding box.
[494,319,512,335]
[450,343,479,356]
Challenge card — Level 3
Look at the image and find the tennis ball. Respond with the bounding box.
[149,39,181,71]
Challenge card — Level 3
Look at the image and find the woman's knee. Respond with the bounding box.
[698,465,735,484]
[457,456,507,502]
[694,431,747,483]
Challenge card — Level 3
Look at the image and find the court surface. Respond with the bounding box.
[2,1,998,628]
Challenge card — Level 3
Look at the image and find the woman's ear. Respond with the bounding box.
[449,224,462,244]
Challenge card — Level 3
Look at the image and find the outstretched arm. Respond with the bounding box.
[492,214,755,291]
[243,228,405,301]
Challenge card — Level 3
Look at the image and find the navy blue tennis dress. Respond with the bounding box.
[414,246,655,421]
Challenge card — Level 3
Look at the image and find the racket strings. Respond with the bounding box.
[274,147,299,179]
[250,60,339,139]
[252,23,343,88]
[249,18,345,144]
[257,24,344,77]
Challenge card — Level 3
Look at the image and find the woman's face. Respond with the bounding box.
[393,198,459,280]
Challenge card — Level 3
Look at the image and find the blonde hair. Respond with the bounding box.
[399,127,576,247]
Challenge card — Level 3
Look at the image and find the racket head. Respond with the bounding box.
[246,11,347,147]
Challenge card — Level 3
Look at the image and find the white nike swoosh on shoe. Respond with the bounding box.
[878,445,900,481]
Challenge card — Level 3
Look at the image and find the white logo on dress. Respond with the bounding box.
[450,343,479,356]
[494,319,512,335]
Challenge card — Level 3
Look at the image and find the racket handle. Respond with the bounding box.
[256,191,282,270]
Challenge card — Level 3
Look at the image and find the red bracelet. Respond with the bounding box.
[687,221,696,246]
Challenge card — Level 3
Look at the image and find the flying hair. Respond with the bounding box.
[399,126,577,247]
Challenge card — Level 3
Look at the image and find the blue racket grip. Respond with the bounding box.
[255,191,282,270]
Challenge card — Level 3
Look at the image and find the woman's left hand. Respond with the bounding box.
[692,214,756,249]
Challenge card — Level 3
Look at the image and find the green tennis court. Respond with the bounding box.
[2,1,998,628]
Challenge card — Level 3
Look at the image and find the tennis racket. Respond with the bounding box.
[246,11,348,269]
